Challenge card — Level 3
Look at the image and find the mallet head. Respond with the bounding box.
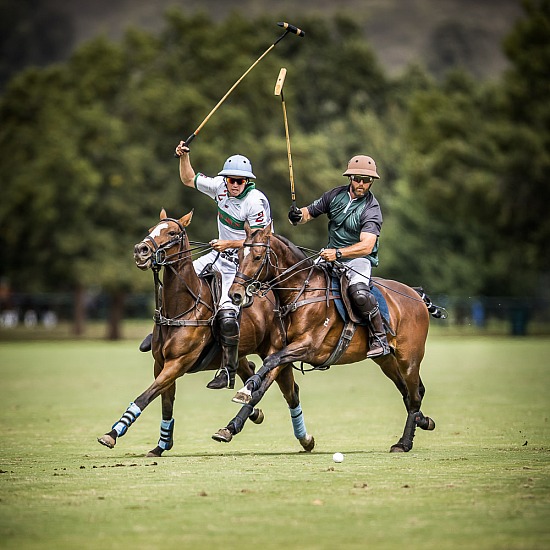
[277,21,305,37]
[274,68,287,96]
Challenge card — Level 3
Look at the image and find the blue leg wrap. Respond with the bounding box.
[112,402,142,437]
[158,418,175,450]
[289,404,307,439]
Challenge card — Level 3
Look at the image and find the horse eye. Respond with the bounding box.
[168,231,177,237]
[253,255,262,261]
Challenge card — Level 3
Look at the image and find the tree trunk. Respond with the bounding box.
[73,285,86,336]
[106,289,125,340]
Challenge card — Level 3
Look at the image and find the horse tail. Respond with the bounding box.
[413,287,447,319]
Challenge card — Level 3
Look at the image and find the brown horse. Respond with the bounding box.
[98,210,314,456]
[220,223,445,452]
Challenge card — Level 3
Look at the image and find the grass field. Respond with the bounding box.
[1,334,549,550]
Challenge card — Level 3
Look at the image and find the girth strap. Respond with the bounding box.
[315,321,356,370]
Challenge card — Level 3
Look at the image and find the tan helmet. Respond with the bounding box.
[342,155,380,179]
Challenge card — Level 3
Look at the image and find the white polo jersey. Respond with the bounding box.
[194,174,271,244]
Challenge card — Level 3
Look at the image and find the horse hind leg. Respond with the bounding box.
[390,410,436,453]
[376,355,435,453]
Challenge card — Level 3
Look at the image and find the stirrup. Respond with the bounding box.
[139,333,152,352]
[367,338,391,358]
[206,367,235,390]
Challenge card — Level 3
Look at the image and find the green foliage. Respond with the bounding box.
[0,5,548,304]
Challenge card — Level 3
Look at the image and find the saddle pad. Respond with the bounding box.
[331,277,390,326]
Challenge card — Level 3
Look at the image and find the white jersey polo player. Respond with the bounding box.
[175,145,271,390]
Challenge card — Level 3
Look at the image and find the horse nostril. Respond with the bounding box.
[231,292,243,306]
[135,243,148,256]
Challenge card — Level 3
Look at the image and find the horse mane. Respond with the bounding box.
[274,234,313,266]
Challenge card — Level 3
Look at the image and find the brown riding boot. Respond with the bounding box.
[207,309,239,390]
[366,305,391,358]
[348,282,391,359]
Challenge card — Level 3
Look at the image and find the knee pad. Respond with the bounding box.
[217,309,239,338]
[348,282,374,309]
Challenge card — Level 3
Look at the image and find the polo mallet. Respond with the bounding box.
[175,21,305,157]
[274,67,297,208]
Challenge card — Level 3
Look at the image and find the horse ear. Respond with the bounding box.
[179,209,194,227]
[160,208,167,220]
[244,220,252,236]
[264,222,273,236]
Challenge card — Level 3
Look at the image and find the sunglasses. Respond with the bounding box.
[350,175,375,184]
[225,177,248,185]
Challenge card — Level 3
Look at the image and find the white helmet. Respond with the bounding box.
[218,154,256,179]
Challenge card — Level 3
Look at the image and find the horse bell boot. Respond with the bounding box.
[348,282,391,359]
[207,309,240,389]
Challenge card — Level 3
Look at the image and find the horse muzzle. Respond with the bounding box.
[134,242,153,270]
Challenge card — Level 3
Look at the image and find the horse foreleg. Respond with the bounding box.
[232,345,309,405]
[147,382,176,458]
[213,362,285,443]
[275,366,314,452]
[98,360,181,449]
[97,401,142,449]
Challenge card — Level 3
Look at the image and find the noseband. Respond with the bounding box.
[234,237,274,296]
[142,218,188,269]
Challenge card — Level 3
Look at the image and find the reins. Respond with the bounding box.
[240,235,438,309]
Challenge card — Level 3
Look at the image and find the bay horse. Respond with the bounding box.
[97,209,314,456]
[220,223,445,453]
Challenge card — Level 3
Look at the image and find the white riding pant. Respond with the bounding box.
[344,257,372,286]
[193,250,239,313]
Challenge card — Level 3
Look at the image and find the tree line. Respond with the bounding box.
[1,1,549,336]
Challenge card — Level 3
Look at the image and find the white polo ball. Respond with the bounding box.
[332,452,344,463]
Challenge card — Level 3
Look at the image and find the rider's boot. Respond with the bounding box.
[348,282,391,359]
[139,333,153,352]
[207,309,240,390]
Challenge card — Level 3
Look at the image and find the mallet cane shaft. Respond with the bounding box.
[175,22,305,156]
[274,68,296,207]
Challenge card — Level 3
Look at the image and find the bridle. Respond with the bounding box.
[142,217,207,270]
[233,236,276,298]
[140,218,215,327]
[233,235,321,303]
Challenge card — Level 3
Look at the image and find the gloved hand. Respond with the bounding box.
[288,206,303,226]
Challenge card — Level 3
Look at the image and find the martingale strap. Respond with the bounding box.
[279,295,337,317]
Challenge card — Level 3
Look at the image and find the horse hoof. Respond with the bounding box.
[390,443,409,453]
[299,434,315,452]
[212,428,233,443]
[426,417,436,431]
[250,409,264,425]
[97,434,116,449]
[146,446,164,458]
[232,389,252,405]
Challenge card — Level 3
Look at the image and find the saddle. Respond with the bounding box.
[331,272,392,331]
[198,263,223,305]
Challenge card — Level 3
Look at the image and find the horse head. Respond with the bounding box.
[230,222,274,307]
[134,209,194,270]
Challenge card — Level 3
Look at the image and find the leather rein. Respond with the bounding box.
[234,237,338,318]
